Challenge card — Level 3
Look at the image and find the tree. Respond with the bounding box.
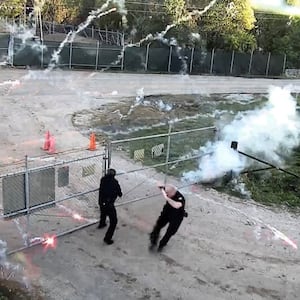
[200,0,257,51]
[0,0,26,20]
[165,0,186,23]
[157,0,201,46]
[42,0,80,24]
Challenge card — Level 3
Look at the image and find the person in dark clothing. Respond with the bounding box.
[149,184,186,252]
[98,168,122,245]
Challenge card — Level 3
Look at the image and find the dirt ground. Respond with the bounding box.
[1,68,300,300]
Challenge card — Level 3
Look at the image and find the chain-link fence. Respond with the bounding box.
[0,148,106,253]
[107,125,216,208]
[0,32,290,76]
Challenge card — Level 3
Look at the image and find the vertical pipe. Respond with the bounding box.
[103,141,111,176]
[121,46,125,71]
[38,10,43,42]
[248,49,254,75]
[69,42,73,69]
[107,141,112,170]
[25,155,30,247]
[121,33,125,71]
[24,3,26,25]
[282,54,287,76]
[8,33,14,66]
[164,123,172,184]
[95,41,99,70]
[92,26,94,39]
[230,50,235,74]
[145,43,150,71]
[168,46,172,73]
[41,40,44,68]
[266,52,271,76]
[189,47,194,74]
[210,48,215,74]
[102,142,107,176]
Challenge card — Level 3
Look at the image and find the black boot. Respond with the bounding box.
[103,238,114,245]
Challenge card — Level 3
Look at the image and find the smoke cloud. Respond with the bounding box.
[183,86,300,183]
[251,0,300,16]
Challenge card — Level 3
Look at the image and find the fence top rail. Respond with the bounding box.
[110,126,216,144]
[0,152,104,178]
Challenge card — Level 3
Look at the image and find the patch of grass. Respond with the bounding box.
[76,93,300,208]
[0,279,44,300]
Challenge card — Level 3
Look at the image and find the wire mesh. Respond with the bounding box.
[109,126,216,207]
[0,149,104,253]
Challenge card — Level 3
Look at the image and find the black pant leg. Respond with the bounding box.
[150,211,169,245]
[159,217,183,248]
[104,206,118,241]
[99,203,107,226]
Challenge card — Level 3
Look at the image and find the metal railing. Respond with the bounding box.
[0,148,106,253]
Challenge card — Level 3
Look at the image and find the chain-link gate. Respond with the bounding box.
[0,148,107,253]
[107,125,217,208]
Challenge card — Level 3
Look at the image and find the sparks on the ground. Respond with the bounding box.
[72,213,84,221]
[268,225,298,250]
[42,234,57,250]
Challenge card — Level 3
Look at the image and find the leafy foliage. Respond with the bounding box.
[201,0,256,50]
[0,0,26,19]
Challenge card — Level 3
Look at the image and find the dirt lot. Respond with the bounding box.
[1,69,300,300]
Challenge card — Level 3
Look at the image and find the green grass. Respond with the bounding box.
[76,93,300,209]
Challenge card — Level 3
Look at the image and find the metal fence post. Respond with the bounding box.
[25,155,30,246]
[121,33,125,71]
[95,41,99,70]
[230,50,235,74]
[168,46,172,73]
[164,123,172,184]
[189,47,194,74]
[248,49,254,75]
[266,52,271,76]
[210,48,215,74]
[41,40,44,68]
[103,140,111,176]
[69,42,73,69]
[145,43,150,71]
[8,33,14,66]
[282,54,287,76]
[121,46,125,71]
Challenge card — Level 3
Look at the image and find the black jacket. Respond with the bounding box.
[98,174,122,205]
[162,191,185,218]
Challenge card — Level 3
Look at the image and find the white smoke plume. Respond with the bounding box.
[183,86,300,183]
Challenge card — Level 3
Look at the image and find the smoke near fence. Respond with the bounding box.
[183,86,300,183]
[251,0,300,16]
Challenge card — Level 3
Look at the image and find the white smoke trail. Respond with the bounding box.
[251,0,300,16]
[0,21,47,66]
[46,0,127,72]
[183,86,300,183]
[0,239,7,262]
[111,0,217,74]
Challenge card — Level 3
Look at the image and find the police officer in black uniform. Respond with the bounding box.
[150,184,186,251]
[98,168,122,245]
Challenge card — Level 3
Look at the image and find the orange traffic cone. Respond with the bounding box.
[43,130,51,151]
[88,133,96,151]
[48,135,57,154]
